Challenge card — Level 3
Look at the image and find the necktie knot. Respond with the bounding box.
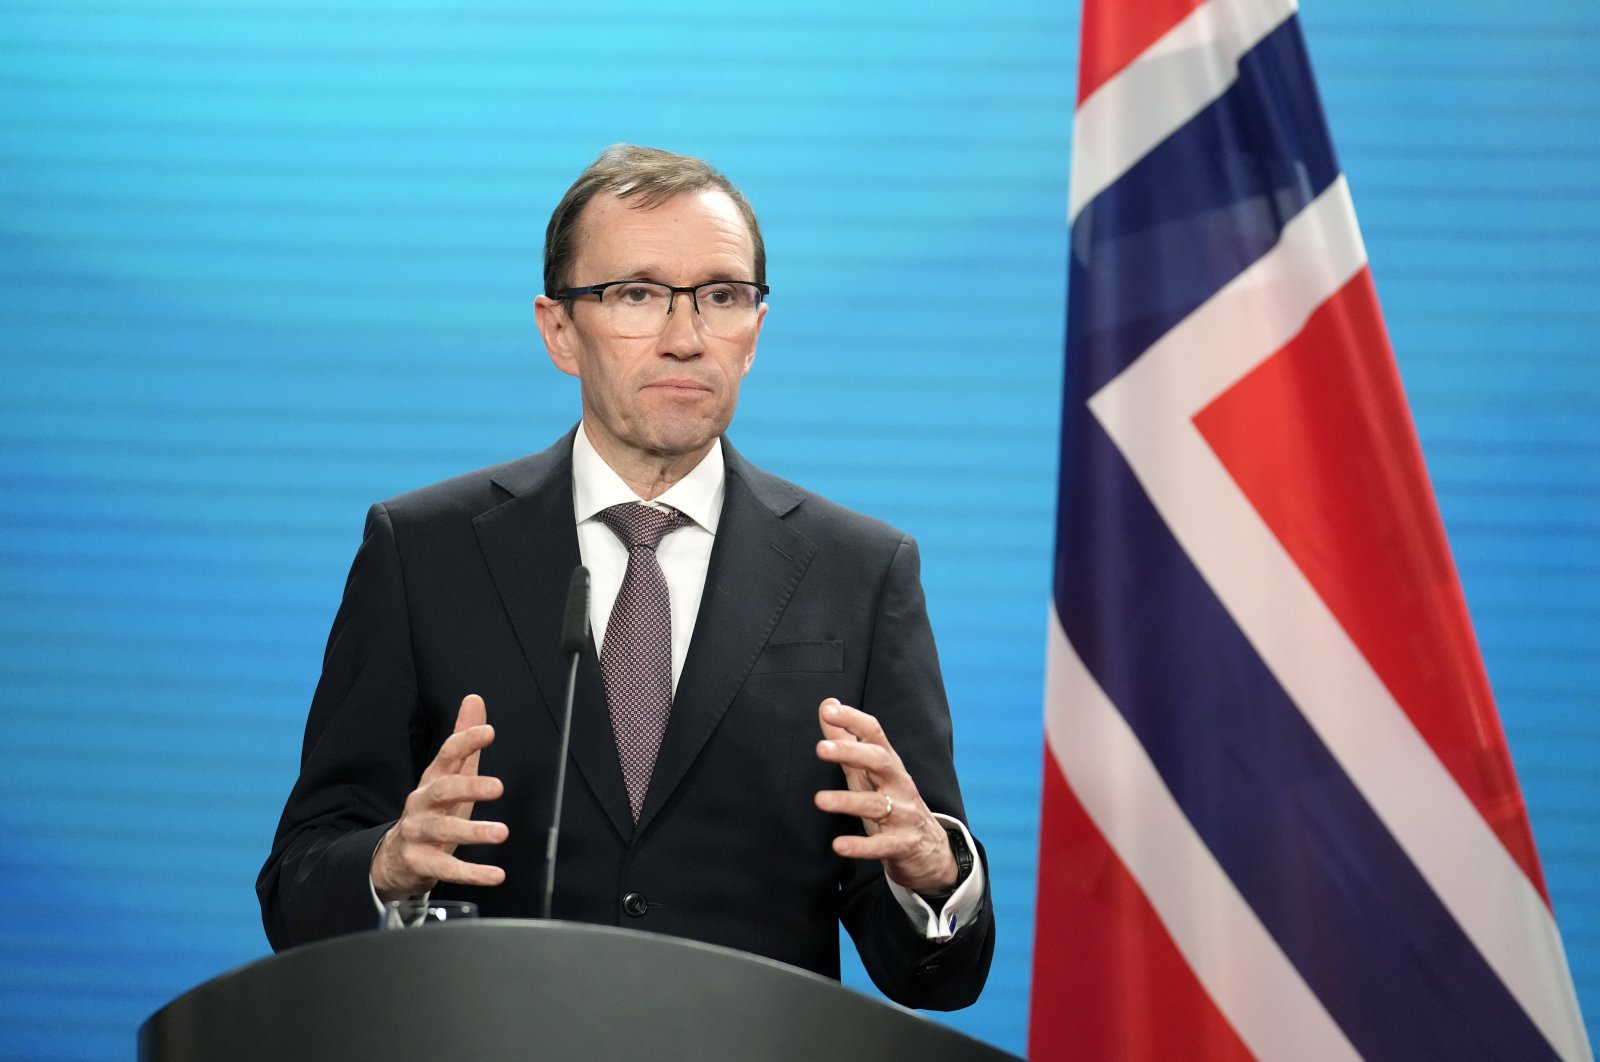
[598,502,690,553]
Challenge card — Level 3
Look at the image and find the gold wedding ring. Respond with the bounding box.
[874,793,894,824]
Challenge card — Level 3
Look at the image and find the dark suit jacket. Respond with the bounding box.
[257,431,994,1009]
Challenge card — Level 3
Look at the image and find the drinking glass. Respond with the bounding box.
[379,898,479,929]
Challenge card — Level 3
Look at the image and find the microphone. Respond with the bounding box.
[559,564,591,657]
[543,565,589,920]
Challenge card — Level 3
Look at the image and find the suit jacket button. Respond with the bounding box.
[622,892,648,917]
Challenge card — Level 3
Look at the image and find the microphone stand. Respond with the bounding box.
[543,566,589,920]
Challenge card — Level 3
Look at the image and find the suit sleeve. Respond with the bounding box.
[256,503,435,951]
[837,535,997,1010]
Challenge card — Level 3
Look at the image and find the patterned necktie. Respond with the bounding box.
[596,502,692,821]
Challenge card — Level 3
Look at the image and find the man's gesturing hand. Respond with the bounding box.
[371,694,509,901]
[813,698,959,897]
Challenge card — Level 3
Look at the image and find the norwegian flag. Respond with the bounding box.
[1029,1,1591,1060]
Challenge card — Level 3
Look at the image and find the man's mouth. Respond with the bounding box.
[644,378,712,395]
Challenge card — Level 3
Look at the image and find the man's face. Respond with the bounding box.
[536,189,766,471]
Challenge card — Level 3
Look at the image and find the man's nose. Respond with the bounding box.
[659,290,706,357]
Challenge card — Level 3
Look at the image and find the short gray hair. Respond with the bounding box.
[542,144,765,296]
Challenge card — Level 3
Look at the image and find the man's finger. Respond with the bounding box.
[411,847,507,889]
[454,693,487,733]
[818,698,855,743]
[831,832,918,862]
[817,737,896,773]
[814,788,899,821]
[402,814,509,847]
[422,722,496,781]
[418,693,492,780]
[417,773,504,809]
[818,699,887,747]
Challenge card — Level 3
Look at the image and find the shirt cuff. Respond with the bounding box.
[885,813,986,942]
[369,833,429,918]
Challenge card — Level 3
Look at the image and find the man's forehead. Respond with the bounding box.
[574,188,755,270]
[581,187,745,231]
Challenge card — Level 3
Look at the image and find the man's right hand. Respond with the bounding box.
[372,693,509,901]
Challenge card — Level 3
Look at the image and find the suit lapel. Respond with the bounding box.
[473,434,635,841]
[637,442,815,833]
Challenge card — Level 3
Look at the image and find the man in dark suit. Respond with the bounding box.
[257,145,994,1010]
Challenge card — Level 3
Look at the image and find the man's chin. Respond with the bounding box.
[632,408,729,454]
[642,432,719,461]
[582,395,734,463]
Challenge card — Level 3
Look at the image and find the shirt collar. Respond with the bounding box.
[571,422,725,534]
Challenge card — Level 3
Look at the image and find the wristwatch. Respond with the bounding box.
[918,825,975,904]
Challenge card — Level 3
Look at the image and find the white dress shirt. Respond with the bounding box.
[571,424,721,693]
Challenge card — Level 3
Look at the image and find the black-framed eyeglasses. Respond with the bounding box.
[555,280,769,338]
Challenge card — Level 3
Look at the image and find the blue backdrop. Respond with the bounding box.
[1,2,1595,1058]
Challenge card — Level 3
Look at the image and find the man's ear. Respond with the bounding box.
[535,295,580,378]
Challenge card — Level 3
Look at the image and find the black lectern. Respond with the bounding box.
[140,920,1019,1061]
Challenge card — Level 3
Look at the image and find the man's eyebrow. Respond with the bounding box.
[609,268,749,284]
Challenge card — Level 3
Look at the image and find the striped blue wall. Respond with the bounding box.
[1,2,1594,1057]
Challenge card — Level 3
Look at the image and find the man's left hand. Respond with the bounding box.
[814,697,959,896]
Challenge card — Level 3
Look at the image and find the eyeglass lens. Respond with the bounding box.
[597,282,761,338]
